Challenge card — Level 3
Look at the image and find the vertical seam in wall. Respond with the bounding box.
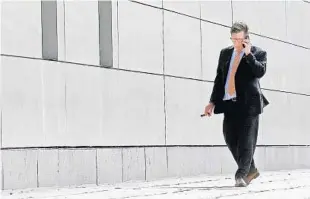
[162,2,167,146]
[144,148,147,181]
[41,57,45,142]
[57,149,60,185]
[230,0,234,25]
[264,146,266,170]
[63,0,66,60]
[37,151,39,188]
[96,149,98,185]
[2,153,4,190]
[162,7,169,172]
[117,0,120,68]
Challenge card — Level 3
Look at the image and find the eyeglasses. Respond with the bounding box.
[230,37,244,42]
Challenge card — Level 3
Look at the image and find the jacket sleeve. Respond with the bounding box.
[245,50,267,78]
[210,49,224,104]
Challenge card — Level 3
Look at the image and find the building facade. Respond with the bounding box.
[1,0,310,190]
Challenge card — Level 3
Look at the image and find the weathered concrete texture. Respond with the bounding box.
[2,146,310,190]
[2,150,37,190]
[37,150,59,187]
[145,147,168,181]
[97,149,122,184]
[58,149,96,186]
[3,170,310,199]
[167,147,209,177]
[122,148,145,182]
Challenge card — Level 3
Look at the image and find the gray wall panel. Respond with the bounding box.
[58,149,96,186]
[97,149,123,184]
[164,11,201,79]
[122,148,145,182]
[2,150,37,189]
[1,1,42,58]
[118,1,163,73]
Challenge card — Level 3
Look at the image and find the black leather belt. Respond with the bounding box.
[226,97,237,102]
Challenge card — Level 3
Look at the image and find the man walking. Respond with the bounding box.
[204,22,269,187]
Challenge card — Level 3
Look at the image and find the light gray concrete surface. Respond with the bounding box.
[97,149,123,184]
[200,1,232,26]
[232,1,287,41]
[1,1,42,58]
[163,0,200,18]
[165,77,224,145]
[1,57,44,147]
[145,147,168,181]
[58,149,96,187]
[167,147,209,177]
[100,70,166,146]
[37,150,59,187]
[133,0,163,8]
[63,1,100,65]
[2,150,37,190]
[164,10,201,79]
[56,0,66,61]
[122,148,145,182]
[118,1,163,74]
[286,0,310,48]
[201,22,231,81]
[1,146,310,190]
[3,170,310,199]
[64,65,103,146]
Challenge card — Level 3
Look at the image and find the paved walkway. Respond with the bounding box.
[2,170,310,199]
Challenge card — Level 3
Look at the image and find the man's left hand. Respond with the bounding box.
[243,39,251,55]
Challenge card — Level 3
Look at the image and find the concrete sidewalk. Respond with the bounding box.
[2,170,310,199]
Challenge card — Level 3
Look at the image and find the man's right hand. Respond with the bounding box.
[204,103,215,117]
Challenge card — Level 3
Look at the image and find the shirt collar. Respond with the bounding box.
[233,48,244,54]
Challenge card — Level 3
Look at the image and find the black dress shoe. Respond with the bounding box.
[235,177,248,187]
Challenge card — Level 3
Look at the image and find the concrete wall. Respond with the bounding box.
[1,0,310,190]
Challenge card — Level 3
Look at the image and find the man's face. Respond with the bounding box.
[230,31,246,49]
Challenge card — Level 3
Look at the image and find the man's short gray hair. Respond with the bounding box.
[230,21,249,34]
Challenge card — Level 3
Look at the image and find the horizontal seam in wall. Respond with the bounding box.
[1,53,310,97]
[1,145,310,150]
[130,0,310,50]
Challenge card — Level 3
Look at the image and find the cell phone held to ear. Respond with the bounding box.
[243,35,250,48]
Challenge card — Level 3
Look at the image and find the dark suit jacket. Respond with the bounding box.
[210,45,269,116]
